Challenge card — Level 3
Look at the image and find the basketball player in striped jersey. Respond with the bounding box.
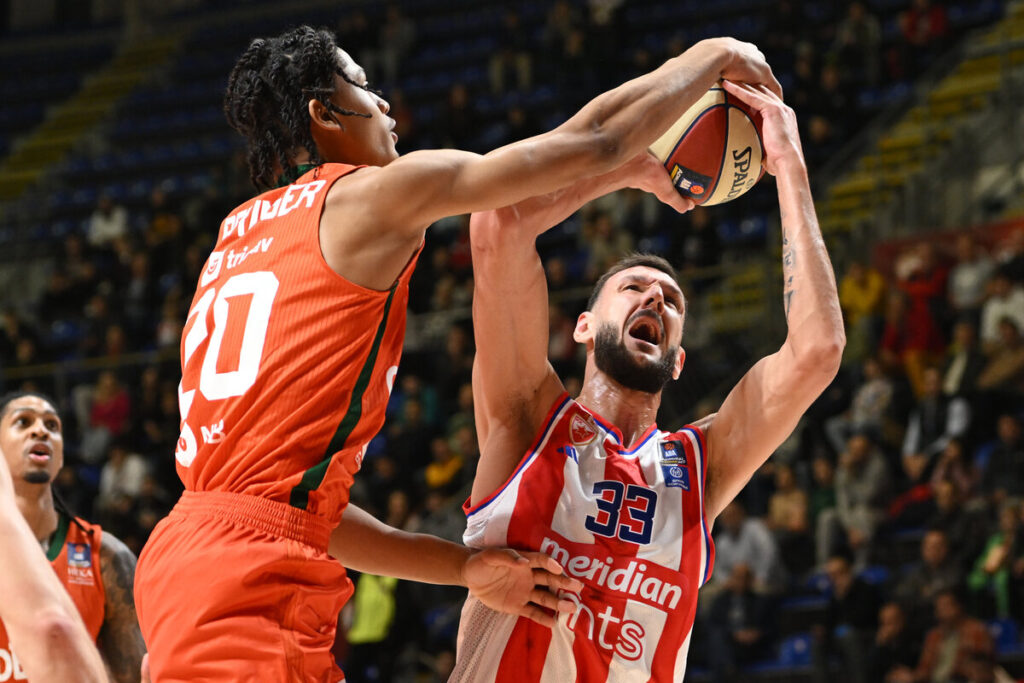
[453,80,844,682]
[0,391,145,682]
[133,25,781,682]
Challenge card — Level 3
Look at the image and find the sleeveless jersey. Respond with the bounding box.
[453,395,714,683]
[0,513,105,681]
[174,164,419,523]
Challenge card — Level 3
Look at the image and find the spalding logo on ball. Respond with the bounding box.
[649,81,765,206]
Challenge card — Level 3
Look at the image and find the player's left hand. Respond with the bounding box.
[463,548,583,628]
[720,80,804,176]
[624,151,696,214]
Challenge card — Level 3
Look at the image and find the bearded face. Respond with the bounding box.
[593,321,679,394]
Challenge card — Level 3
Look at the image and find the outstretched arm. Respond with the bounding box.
[0,459,108,683]
[469,152,691,505]
[97,533,145,683]
[328,503,581,627]
[323,38,778,289]
[703,81,845,521]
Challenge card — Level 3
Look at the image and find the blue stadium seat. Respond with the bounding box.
[988,618,1024,655]
[859,565,891,586]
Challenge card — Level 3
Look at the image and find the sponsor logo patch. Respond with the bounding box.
[669,165,712,199]
[659,440,690,490]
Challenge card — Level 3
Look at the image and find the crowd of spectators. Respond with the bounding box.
[0,1,1020,681]
[691,229,1024,682]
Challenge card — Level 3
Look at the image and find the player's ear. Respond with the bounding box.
[573,312,595,344]
[308,99,340,131]
[672,348,686,380]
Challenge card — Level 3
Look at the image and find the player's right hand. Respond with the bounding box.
[701,38,782,100]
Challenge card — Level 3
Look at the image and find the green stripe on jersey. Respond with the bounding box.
[289,286,398,510]
[46,511,70,561]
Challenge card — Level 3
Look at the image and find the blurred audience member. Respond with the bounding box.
[706,563,772,682]
[927,477,988,572]
[867,602,921,681]
[87,193,128,248]
[901,367,970,486]
[79,370,131,464]
[825,356,894,455]
[895,529,964,625]
[892,244,949,397]
[711,500,786,598]
[839,260,886,364]
[941,319,987,401]
[967,499,1024,619]
[817,432,891,568]
[766,463,813,576]
[979,414,1024,505]
[977,317,1024,395]
[831,1,882,87]
[813,551,882,683]
[980,269,1024,353]
[948,234,995,323]
[488,10,532,94]
[888,587,992,683]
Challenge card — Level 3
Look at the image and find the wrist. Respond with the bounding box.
[691,38,736,75]
[457,547,477,587]
[773,154,808,180]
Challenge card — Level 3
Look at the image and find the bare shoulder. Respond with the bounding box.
[319,164,426,290]
[98,531,137,607]
[691,412,716,434]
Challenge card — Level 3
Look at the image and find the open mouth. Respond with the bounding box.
[27,443,52,462]
[627,314,662,347]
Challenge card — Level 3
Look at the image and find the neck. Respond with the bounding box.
[15,484,58,542]
[576,362,662,446]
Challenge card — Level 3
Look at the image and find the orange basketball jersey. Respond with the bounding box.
[0,514,106,680]
[175,163,419,523]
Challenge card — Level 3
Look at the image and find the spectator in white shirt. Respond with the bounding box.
[948,234,995,321]
[86,194,128,248]
[980,269,1024,353]
[711,500,787,597]
[97,439,148,515]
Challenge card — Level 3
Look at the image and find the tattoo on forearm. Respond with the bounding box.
[782,229,796,319]
[99,539,145,683]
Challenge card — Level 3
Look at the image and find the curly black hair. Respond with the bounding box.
[224,25,374,190]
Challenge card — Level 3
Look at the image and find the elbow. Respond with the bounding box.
[33,608,80,644]
[792,334,845,382]
[590,129,625,166]
[576,126,627,173]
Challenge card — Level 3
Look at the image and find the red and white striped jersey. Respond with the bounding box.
[454,394,714,683]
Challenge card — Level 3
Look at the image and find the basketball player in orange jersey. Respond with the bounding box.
[0,392,145,683]
[452,81,845,681]
[133,25,781,682]
[0,444,106,683]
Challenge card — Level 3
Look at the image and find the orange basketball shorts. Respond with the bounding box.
[135,491,352,682]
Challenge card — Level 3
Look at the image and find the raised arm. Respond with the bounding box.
[469,152,691,505]
[323,38,778,289]
[0,459,108,683]
[328,503,581,627]
[703,81,845,521]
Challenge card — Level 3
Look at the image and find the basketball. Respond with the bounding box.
[648,82,765,206]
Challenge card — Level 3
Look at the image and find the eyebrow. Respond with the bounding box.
[9,408,60,420]
[620,274,684,302]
